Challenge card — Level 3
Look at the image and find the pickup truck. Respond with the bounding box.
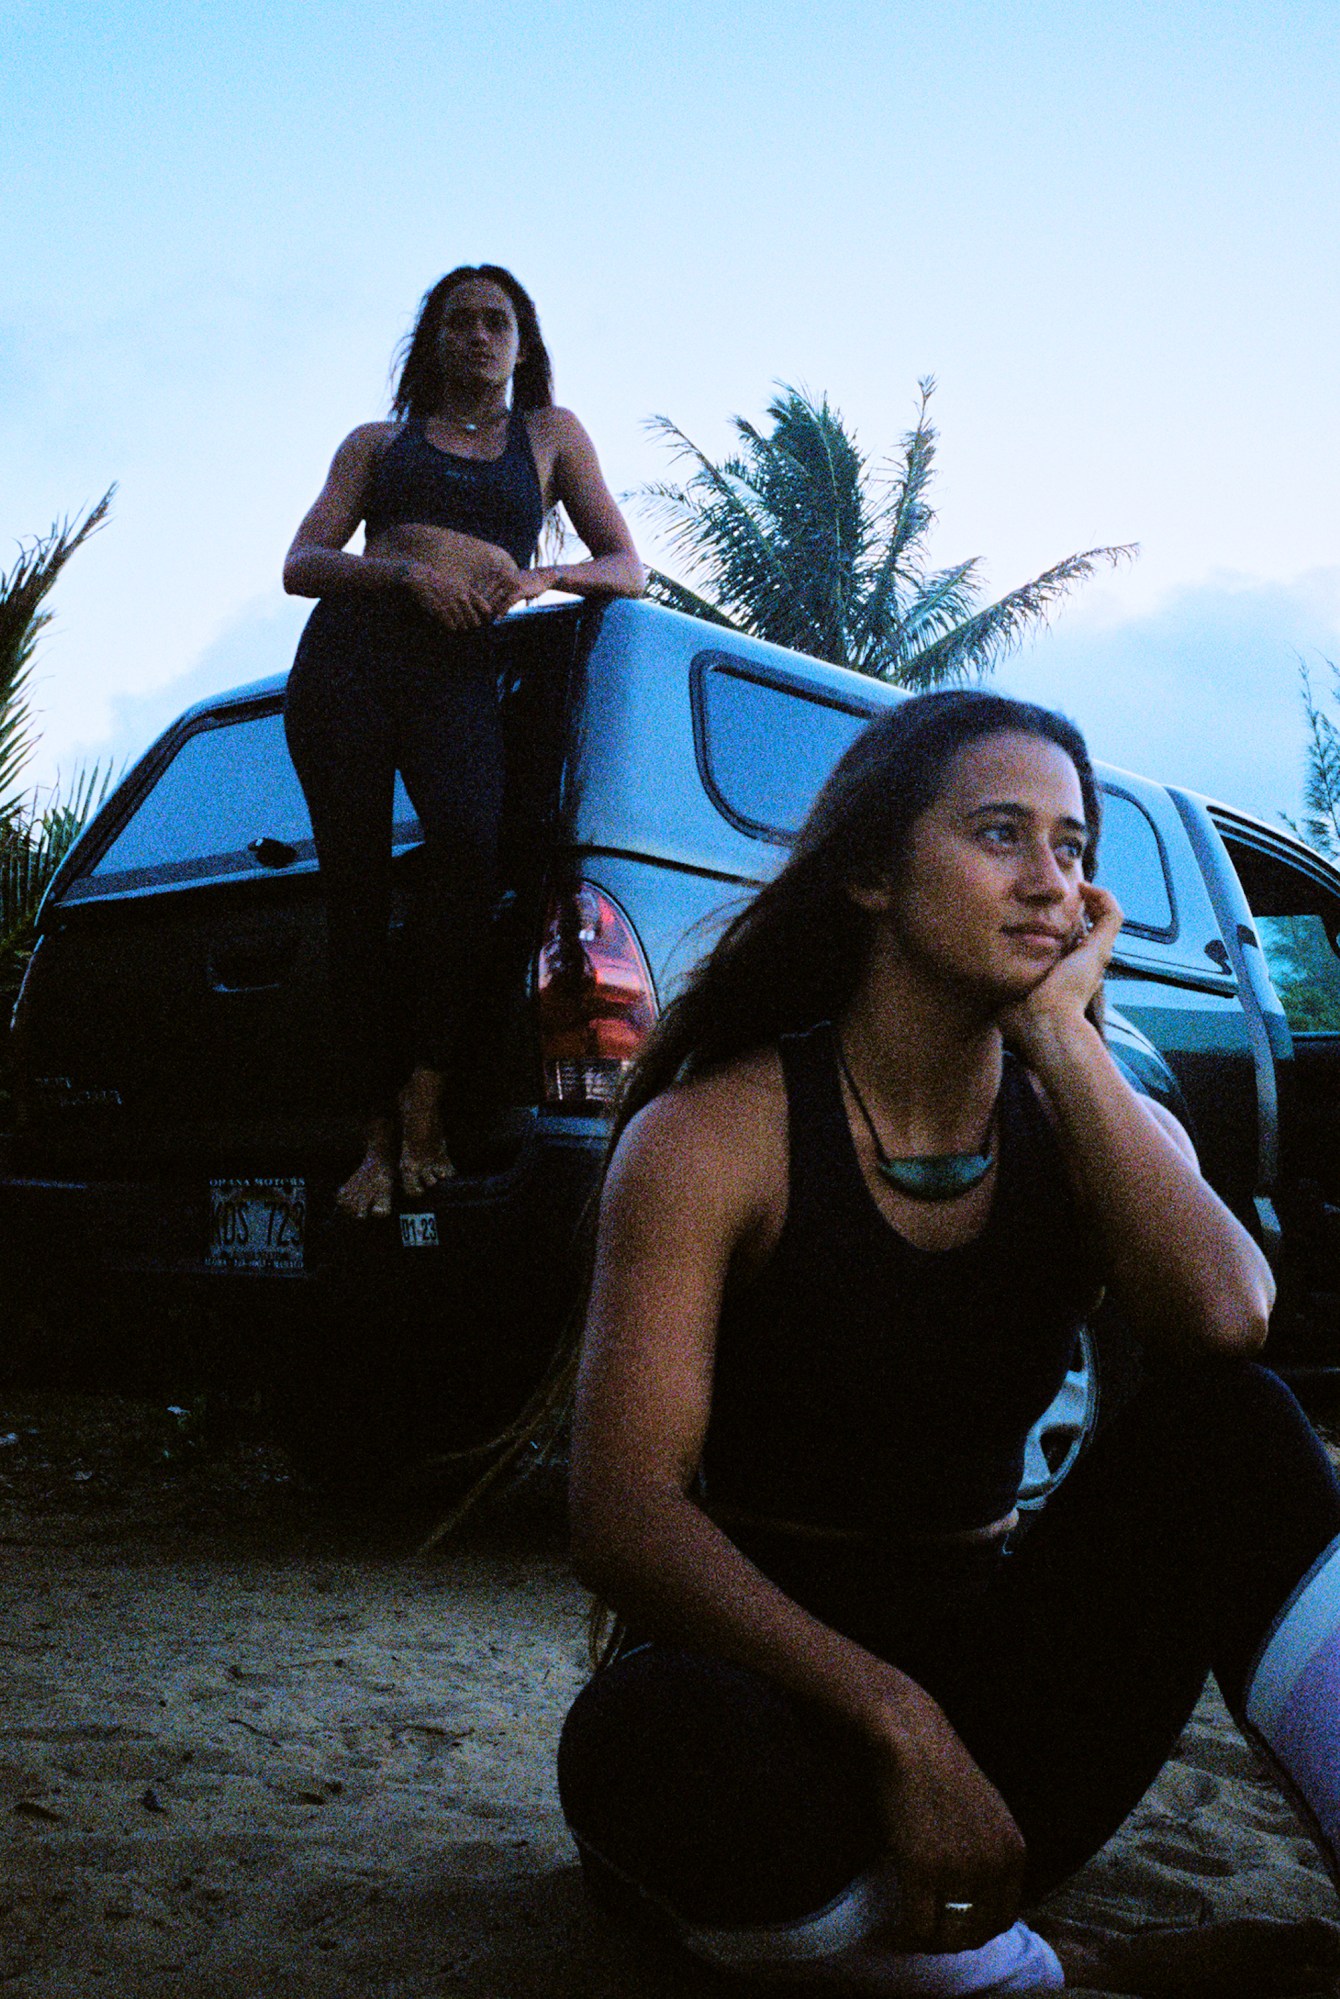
[4,598,1340,1481]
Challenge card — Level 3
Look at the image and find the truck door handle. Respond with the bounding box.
[208,933,299,995]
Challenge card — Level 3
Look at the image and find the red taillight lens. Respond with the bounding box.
[535,883,657,1108]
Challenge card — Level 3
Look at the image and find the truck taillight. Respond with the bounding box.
[535,883,657,1109]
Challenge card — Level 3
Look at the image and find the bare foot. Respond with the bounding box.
[1051,1916,1340,1997]
[335,1119,397,1221]
[398,1067,457,1198]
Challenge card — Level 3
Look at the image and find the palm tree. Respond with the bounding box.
[637,380,1133,687]
[1292,659,1340,860]
[1,491,115,1091]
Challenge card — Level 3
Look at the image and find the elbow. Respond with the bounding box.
[282,550,308,597]
[599,547,647,599]
[1201,1307,1271,1358]
[1193,1277,1274,1358]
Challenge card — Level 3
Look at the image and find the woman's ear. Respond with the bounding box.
[847,876,895,915]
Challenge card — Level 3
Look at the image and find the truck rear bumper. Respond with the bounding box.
[0,1112,606,1295]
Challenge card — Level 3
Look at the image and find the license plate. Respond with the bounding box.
[207,1178,306,1271]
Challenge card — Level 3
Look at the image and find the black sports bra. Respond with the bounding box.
[362,409,545,568]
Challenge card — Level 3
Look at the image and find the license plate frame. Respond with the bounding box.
[207,1177,306,1272]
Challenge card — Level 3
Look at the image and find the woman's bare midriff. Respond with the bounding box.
[365,523,503,569]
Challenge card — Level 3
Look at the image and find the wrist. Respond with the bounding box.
[1009,1004,1099,1068]
[847,1665,940,1760]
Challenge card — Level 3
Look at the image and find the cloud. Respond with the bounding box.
[997,570,1340,824]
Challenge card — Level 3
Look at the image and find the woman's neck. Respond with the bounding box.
[836,956,1003,1153]
[432,380,511,427]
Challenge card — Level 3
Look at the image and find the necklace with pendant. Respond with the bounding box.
[441,406,504,436]
[835,1040,997,1202]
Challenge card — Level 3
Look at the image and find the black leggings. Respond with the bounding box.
[284,591,504,1113]
[558,1361,1340,1929]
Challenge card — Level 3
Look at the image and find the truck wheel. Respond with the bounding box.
[1016,1327,1098,1511]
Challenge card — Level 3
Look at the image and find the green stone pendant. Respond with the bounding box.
[837,1033,997,1203]
[874,1150,995,1202]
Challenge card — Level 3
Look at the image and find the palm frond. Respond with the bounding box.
[1296,658,1340,859]
[643,569,743,630]
[900,544,1135,688]
[636,380,1134,689]
[852,558,982,679]
[0,765,113,1008]
[0,489,115,819]
[636,417,788,615]
[740,388,869,661]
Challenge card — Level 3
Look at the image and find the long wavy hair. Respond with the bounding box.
[609,688,1103,1154]
[390,265,555,423]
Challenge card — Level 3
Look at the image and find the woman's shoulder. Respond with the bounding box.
[609,1050,788,1216]
[329,420,405,477]
[522,405,589,451]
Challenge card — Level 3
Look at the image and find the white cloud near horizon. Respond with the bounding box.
[998,569,1340,825]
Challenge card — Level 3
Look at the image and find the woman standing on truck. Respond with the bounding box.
[558,690,1340,1995]
[283,265,645,1219]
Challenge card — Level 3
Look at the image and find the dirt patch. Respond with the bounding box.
[0,1393,1336,1996]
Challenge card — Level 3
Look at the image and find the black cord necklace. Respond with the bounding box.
[439,403,507,436]
[835,1040,997,1202]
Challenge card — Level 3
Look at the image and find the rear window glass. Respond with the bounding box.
[1222,837,1340,1034]
[694,656,881,841]
[65,709,417,900]
[1255,916,1340,1033]
[1095,789,1176,937]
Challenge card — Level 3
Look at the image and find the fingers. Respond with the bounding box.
[892,1872,1018,1954]
[1080,878,1124,938]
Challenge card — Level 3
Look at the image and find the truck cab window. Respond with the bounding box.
[1222,838,1340,1035]
[1095,789,1176,936]
[693,657,876,842]
[67,711,416,900]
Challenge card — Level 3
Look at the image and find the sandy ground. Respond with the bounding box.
[1,1394,1339,1998]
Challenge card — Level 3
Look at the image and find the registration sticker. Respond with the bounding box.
[208,1178,306,1271]
[400,1213,439,1248]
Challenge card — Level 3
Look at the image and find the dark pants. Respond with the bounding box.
[558,1361,1340,1928]
[284,592,505,1113]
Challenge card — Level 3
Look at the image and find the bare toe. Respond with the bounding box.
[336,1153,396,1221]
[399,1147,457,1198]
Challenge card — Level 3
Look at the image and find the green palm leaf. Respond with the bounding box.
[634,382,1134,690]
[643,569,743,630]
[1295,659,1340,859]
[0,490,114,822]
[0,765,112,1005]
[902,546,1135,687]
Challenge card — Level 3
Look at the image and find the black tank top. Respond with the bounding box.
[702,1022,1101,1539]
[362,409,545,568]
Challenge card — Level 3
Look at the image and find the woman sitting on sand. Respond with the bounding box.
[283,265,645,1218]
[557,690,1340,1995]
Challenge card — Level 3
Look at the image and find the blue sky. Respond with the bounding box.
[4,0,1339,821]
